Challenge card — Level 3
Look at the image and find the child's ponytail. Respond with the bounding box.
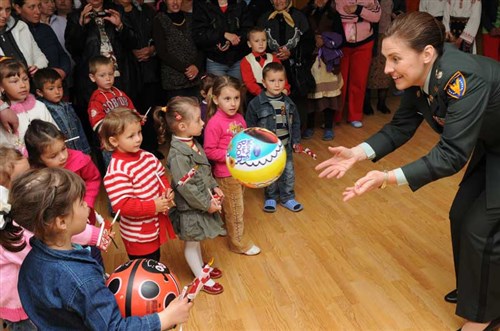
[153,106,169,145]
[153,97,200,144]
[0,185,26,252]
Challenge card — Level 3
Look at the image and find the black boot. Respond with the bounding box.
[377,88,391,114]
[363,89,374,115]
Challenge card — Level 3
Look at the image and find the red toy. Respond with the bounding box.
[106,259,181,317]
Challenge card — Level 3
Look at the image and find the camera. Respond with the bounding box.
[89,11,110,19]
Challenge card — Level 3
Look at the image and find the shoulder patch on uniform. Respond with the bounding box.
[444,71,466,99]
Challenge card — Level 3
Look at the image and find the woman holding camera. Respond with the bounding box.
[65,0,138,134]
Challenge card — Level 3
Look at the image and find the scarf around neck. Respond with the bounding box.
[268,2,295,28]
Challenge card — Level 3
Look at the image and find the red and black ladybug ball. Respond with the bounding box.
[106,259,181,317]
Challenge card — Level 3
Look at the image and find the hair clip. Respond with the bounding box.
[161,106,168,113]
[200,74,207,80]
[0,56,12,63]
[174,112,182,121]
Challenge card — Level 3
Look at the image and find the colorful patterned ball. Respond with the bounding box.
[106,259,181,317]
[226,127,286,188]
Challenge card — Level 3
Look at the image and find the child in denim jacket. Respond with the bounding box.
[12,168,192,330]
[245,62,303,213]
[34,68,91,154]
[0,148,107,331]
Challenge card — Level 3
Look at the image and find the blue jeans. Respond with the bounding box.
[264,147,295,203]
[206,59,242,80]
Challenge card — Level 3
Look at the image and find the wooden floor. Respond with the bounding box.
[99,96,465,330]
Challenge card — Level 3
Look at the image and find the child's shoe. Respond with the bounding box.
[263,199,277,212]
[302,128,314,139]
[243,245,261,256]
[322,129,335,141]
[280,199,303,212]
[209,267,223,279]
[202,282,224,295]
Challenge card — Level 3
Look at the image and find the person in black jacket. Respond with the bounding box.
[117,0,163,158]
[65,0,138,138]
[153,0,203,100]
[257,0,315,98]
[192,0,252,80]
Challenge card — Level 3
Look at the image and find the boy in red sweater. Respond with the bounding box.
[240,27,290,98]
[87,55,136,170]
[87,55,135,132]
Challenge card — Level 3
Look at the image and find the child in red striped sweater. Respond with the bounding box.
[100,108,175,261]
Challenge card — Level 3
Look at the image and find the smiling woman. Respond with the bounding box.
[316,11,500,331]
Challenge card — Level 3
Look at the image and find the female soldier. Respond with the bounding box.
[316,11,500,331]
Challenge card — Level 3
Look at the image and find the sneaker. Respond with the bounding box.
[322,129,335,141]
[350,121,363,128]
[302,128,314,139]
[243,245,261,256]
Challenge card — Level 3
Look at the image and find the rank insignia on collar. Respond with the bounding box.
[445,71,466,99]
[435,69,443,79]
[417,90,421,97]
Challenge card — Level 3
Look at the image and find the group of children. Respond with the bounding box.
[0,24,308,330]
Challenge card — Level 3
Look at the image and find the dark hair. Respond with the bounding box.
[262,62,286,79]
[25,120,66,168]
[206,75,243,121]
[89,55,113,74]
[10,168,86,241]
[153,96,200,144]
[12,0,27,7]
[385,11,446,56]
[247,26,266,40]
[0,214,26,253]
[33,68,63,91]
[0,58,28,101]
[200,73,216,95]
[0,58,27,81]
[99,108,143,151]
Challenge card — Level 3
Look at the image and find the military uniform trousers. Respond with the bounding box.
[449,156,500,322]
